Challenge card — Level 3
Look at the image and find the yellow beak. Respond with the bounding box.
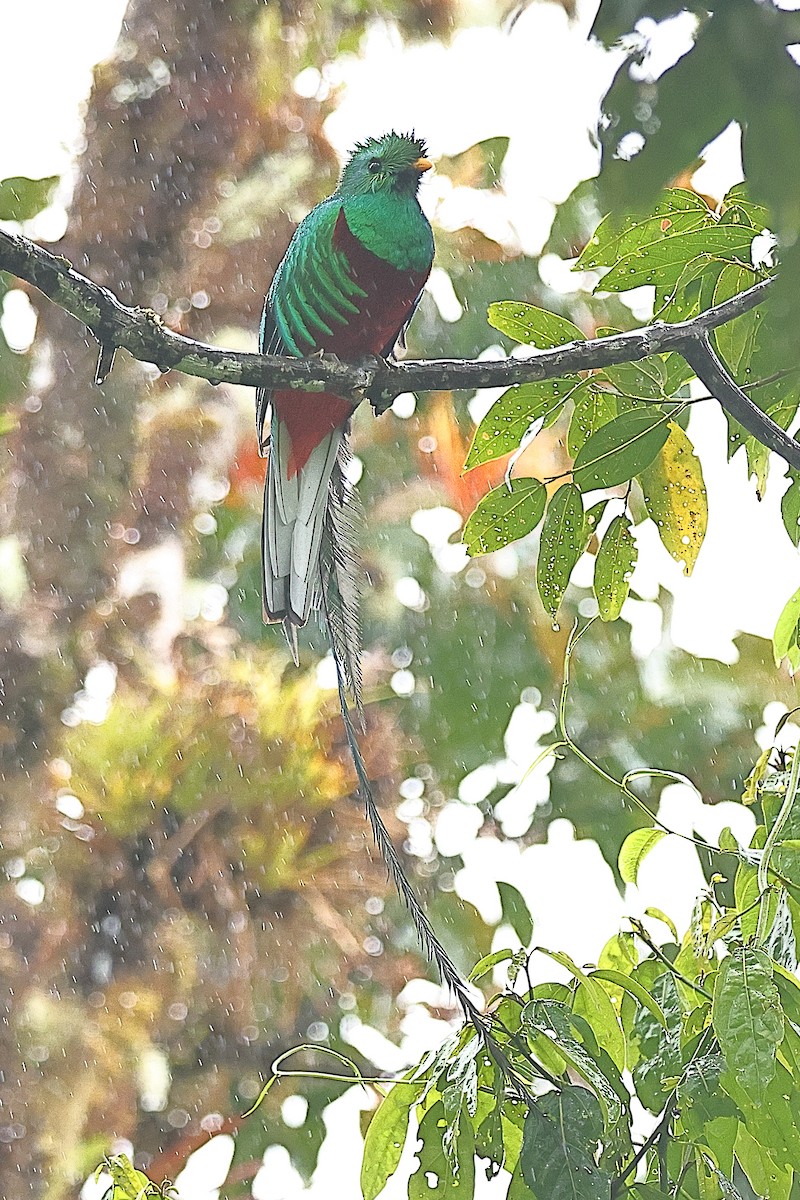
[413,157,433,173]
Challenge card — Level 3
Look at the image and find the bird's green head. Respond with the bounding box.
[336,131,432,198]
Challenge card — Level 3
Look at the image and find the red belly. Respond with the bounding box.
[273,207,430,476]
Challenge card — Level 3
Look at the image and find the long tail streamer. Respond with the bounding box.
[320,586,485,1028]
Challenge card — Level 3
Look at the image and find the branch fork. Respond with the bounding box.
[1,226,797,469]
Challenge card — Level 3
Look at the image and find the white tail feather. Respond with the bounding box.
[262,416,344,627]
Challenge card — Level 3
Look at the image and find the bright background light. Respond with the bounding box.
[5,2,798,1197]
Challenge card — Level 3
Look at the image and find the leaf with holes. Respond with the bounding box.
[640,421,707,575]
[520,1087,610,1200]
[573,410,669,492]
[594,515,637,622]
[537,484,584,618]
[361,1077,423,1200]
[463,479,546,556]
[410,1099,475,1200]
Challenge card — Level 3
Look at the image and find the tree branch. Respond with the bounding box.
[2,225,797,468]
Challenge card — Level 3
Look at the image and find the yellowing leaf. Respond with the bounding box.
[640,421,707,575]
[618,828,667,885]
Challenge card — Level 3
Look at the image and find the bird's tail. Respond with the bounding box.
[326,636,484,1026]
[262,415,343,658]
[264,417,482,1024]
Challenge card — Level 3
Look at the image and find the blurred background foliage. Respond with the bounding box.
[1,0,799,1196]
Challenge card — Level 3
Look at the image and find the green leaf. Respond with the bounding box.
[572,410,670,492]
[735,1122,793,1200]
[712,264,762,378]
[464,378,580,471]
[723,183,769,231]
[602,357,667,402]
[600,226,756,292]
[537,483,584,619]
[361,1077,423,1200]
[567,388,617,458]
[410,1100,475,1200]
[590,969,667,1029]
[781,472,800,547]
[575,189,712,271]
[487,303,585,349]
[773,585,800,670]
[538,948,626,1073]
[0,174,59,221]
[678,1053,739,1144]
[520,1088,610,1200]
[463,479,546,557]
[640,421,708,575]
[523,998,624,1127]
[469,948,515,983]
[594,515,637,622]
[712,946,783,1106]
[618,828,667,885]
[101,1156,159,1200]
[497,881,533,946]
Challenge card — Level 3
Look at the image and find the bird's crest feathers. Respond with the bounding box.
[337,131,431,197]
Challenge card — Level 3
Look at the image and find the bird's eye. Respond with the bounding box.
[367,158,382,174]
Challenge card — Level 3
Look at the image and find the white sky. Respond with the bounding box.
[4,3,799,1198]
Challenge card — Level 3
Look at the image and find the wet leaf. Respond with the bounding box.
[487,302,584,348]
[469,949,515,983]
[361,1078,423,1200]
[773,585,800,670]
[712,264,762,378]
[600,226,756,292]
[640,421,707,575]
[712,946,783,1105]
[0,174,58,221]
[410,1100,475,1200]
[593,514,637,622]
[463,479,546,556]
[573,410,669,491]
[464,379,580,471]
[537,483,584,618]
[567,387,617,457]
[520,1087,610,1200]
[781,471,800,547]
[575,188,711,271]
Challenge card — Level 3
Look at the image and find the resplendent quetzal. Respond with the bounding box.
[256,131,434,701]
[256,134,482,1023]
